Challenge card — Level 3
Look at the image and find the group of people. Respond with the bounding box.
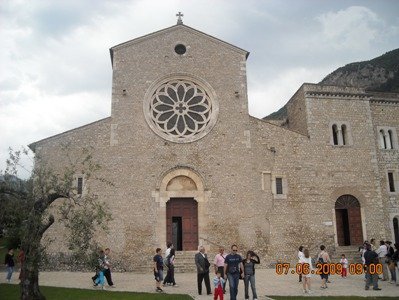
[296,239,399,294]
[4,247,25,283]
[359,239,399,289]
[297,244,332,293]
[194,244,260,300]
[153,243,178,293]
[153,243,260,300]
[91,247,115,290]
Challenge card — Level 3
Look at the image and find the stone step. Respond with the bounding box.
[332,246,363,264]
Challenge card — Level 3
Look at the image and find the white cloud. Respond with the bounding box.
[1,0,398,175]
[248,67,330,118]
[316,6,381,51]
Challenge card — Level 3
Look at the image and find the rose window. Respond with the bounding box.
[144,78,218,143]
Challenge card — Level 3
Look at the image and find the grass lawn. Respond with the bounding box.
[0,284,193,300]
[270,297,398,300]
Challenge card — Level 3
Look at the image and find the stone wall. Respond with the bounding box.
[30,25,399,271]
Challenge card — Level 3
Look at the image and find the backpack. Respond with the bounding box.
[164,255,171,268]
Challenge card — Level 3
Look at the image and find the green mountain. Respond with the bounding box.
[264,48,399,120]
[320,48,399,92]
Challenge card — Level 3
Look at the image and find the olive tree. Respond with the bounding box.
[0,147,112,300]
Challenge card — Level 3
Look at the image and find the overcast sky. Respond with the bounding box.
[1,0,399,176]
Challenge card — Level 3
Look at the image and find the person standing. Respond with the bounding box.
[103,248,115,287]
[391,243,399,286]
[364,243,381,291]
[385,241,395,284]
[376,240,389,281]
[298,246,304,283]
[4,248,15,283]
[214,247,226,294]
[18,249,25,282]
[224,244,244,300]
[163,248,178,286]
[213,270,225,300]
[299,248,313,294]
[317,245,330,289]
[242,250,260,300]
[340,254,348,278]
[195,245,212,295]
[153,248,164,293]
[370,238,377,251]
[94,250,106,290]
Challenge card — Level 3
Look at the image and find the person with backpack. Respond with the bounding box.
[224,244,244,300]
[163,248,178,286]
[317,245,330,289]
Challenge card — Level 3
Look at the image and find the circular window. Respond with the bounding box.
[174,44,186,55]
[144,76,218,143]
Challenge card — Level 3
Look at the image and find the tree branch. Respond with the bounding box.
[39,215,54,236]
[0,185,28,199]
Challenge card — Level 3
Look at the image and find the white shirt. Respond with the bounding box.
[165,248,171,258]
[299,256,313,277]
[376,244,387,258]
[340,258,348,268]
[298,251,304,262]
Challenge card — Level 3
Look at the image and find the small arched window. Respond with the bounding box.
[380,129,387,149]
[332,124,339,145]
[341,124,347,145]
[387,130,393,149]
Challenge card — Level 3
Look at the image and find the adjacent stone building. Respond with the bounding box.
[29,22,399,270]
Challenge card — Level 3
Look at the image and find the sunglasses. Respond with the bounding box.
[232,249,238,252]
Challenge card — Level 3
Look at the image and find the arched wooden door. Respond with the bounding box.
[335,195,363,246]
[166,198,198,251]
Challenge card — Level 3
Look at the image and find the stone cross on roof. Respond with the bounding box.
[176,11,184,24]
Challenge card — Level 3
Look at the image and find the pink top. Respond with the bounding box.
[214,253,226,267]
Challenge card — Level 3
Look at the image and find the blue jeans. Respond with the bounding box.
[227,273,240,300]
[6,266,14,281]
[244,274,257,299]
[95,271,105,286]
[365,270,379,289]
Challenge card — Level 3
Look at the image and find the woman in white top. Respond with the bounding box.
[299,248,313,293]
[298,246,304,282]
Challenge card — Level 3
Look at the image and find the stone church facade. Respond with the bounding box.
[30,23,399,270]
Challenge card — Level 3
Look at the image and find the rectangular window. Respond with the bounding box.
[276,177,283,194]
[388,172,395,192]
[77,177,83,195]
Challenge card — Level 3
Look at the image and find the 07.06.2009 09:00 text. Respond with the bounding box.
[275,263,383,276]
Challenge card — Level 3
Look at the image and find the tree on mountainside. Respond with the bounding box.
[0,147,112,300]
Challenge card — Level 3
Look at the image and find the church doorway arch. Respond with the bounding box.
[335,195,363,246]
[154,167,209,251]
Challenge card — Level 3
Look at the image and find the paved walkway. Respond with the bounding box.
[2,269,399,299]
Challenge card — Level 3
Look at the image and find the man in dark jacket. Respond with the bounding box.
[364,243,381,290]
[194,245,211,295]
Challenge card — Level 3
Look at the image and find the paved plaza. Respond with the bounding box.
[2,268,399,298]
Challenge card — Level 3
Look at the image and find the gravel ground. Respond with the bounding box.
[2,269,399,299]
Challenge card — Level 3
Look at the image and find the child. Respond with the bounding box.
[340,254,348,278]
[213,271,225,300]
[94,250,106,290]
[153,248,164,293]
